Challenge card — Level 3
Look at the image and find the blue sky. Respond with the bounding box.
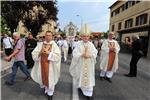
[57,0,117,32]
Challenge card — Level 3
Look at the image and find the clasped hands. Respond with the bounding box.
[82,53,90,59]
[82,48,90,59]
[109,48,116,52]
[82,47,90,59]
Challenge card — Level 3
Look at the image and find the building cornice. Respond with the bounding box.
[109,1,121,9]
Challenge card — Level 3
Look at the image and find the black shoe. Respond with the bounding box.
[86,96,93,100]
[124,74,134,77]
[24,76,31,81]
[5,81,14,86]
[28,67,31,69]
[105,77,112,83]
[133,75,136,77]
[47,95,53,100]
[78,88,82,93]
[100,77,104,80]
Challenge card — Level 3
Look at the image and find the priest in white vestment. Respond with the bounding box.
[61,36,69,62]
[99,32,120,83]
[72,36,79,50]
[31,31,61,100]
[69,24,98,99]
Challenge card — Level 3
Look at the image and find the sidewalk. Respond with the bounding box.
[0,56,13,77]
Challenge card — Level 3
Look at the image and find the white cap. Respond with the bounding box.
[80,24,91,36]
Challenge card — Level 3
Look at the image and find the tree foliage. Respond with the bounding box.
[1,1,58,37]
[0,16,11,35]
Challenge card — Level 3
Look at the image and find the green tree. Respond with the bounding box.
[103,31,109,39]
[76,31,80,35]
[0,16,11,35]
[1,1,58,37]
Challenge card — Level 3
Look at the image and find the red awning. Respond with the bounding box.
[91,32,102,36]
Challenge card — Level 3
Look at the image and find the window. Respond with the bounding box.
[115,9,119,15]
[125,2,128,9]
[128,1,133,7]
[121,4,125,11]
[111,11,115,17]
[112,25,115,31]
[118,22,122,30]
[125,19,133,28]
[136,13,148,26]
[113,8,120,16]
[111,12,113,17]
[116,8,120,14]
[132,1,135,6]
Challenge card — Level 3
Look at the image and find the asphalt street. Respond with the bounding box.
[1,53,150,100]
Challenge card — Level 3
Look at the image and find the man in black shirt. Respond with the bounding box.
[125,34,143,77]
[25,34,37,69]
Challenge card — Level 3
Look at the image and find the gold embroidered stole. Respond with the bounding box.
[40,43,52,87]
[81,43,90,87]
[107,41,116,71]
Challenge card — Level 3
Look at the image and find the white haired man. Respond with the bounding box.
[99,32,120,83]
[4,32,30,85]
[125,34,143,77]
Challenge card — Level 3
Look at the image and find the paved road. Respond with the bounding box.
[1,59,72,100]
[1,53,150,100]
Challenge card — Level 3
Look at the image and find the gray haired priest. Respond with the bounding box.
[99,32,120,83]
[69,24,98,100]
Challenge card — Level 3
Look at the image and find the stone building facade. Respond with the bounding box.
[109,0,150,59]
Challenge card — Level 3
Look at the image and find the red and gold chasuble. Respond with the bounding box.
[40,43,52,87]
[107,42,116,71]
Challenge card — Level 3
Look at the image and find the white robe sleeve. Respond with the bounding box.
[49,42,61,62]
[89,42,98,59]
[72,42,82,58]
[114,41,120,53]
[48,52,60,62]
[101,40,109,53]
[32,42,43,61]
[48,52,54,61]
[62,40,68,48]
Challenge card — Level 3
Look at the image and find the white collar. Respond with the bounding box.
[82,40,89,44]
[108,39,114,42]
[43,40,54,44]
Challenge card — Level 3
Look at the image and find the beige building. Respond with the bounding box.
[37,19,57,37]
[109,0,150,59]
[17,19,57,38]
